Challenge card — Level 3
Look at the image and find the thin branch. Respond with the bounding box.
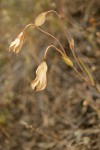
[44,45,64,60]
[46,10,71,45]
[71,49,86,73]
[36,27,66,54]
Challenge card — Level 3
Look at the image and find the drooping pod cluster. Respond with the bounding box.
[9,10,95,92]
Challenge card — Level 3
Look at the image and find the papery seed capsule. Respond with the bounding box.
[35,12,47,27]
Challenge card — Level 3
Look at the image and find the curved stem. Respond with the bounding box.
[46,10,71,44]
[36,27,66,54]
[44,45,87,84]
[44,45,64,60]
[48,11,85,72]
[46,10,60,17]
[23,23,35,32]
[49,10,93,82]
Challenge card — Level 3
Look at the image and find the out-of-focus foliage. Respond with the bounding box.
[0,0,100,149]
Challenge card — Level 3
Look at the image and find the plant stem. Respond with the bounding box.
[71,50,85,73]
[36,27,66,54]
[46,10,70,44]
[44,45,64,60]
[23,23,35,32]
[49,10,88,73]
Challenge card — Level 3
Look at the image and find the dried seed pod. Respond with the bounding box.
[35,12,47,27]
[9,31,25,53]
[62,54,73,67]
[31,61,48,91]
[69,38,74,51]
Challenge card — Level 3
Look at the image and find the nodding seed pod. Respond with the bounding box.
[35,12,47,27]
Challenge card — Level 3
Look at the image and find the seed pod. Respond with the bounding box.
[35,12,47,27]
[62,54,73,67]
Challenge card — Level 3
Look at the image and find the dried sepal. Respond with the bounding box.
[9,31,25,53]
[31,61,48,91]
[35,12,47,27]
[62,54,73,67]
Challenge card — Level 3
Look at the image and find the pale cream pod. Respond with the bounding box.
[31,61,48,91]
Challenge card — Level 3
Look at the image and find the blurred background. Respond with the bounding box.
[0,0,100,149]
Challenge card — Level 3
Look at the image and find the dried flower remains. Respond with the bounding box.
[9,31,25,53]
[31,61,48,91]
